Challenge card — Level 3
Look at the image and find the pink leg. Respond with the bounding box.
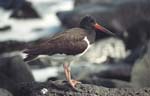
[63,63,80,89]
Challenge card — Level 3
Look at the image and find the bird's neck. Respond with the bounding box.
[86,29,96,44]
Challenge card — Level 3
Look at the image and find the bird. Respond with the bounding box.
[23,15,115,89]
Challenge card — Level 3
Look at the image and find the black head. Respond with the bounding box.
[79,15,116,36]
[80,16,96,30]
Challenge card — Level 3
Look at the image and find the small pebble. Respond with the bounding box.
[41,88,48,95]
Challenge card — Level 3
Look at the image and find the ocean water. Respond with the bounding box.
[0,0,74,41]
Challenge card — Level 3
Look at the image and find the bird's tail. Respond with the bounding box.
[23,54,38,62]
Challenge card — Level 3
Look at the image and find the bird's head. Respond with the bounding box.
[80,15,115,36]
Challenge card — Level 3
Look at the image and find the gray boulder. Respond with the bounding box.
[131,41,150,87]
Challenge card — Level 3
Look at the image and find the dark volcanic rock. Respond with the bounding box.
[68,63,132,83]
[0,55,34,95]
[74,0,138,7]
[82,77,132,88]
[0,88,13,96]
[131,41,150,87]
[0,0,40,19]
[125,20,150,50]
[93,64,132,81]
[114,0,150,50]
[10,1,40,19]
[0,25,11,32]
[0,0,25,9]
[16,80,150,96]
[123,44,146,64]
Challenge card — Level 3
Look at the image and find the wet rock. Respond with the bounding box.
[0,25,11,32]
[131,41,150,87]
[10,1,40,19]
[0,55,34,95]
[16,80,150,96]
[0,0,40,19]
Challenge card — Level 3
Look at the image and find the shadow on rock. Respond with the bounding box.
[0,55,34,95]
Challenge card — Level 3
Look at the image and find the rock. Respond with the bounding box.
[82,77,132,88]
[0,88,13,96]
[0,73,15,95]
[115,1,150,50]
[123,45,146,64]
[0,25,11,32]
[0,55,34,95]
[0,0,25,9]
[125,20,150,50]
[16,80,150,96]
[74,0,121,7]
[93,64,132,81]
[10,1,40,19]
[131,41,150,87]
[74,0,138,7]
[0,0,40,19]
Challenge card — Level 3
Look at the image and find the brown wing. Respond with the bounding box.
[24,28,88,55]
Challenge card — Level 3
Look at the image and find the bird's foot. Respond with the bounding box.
[69,79,81,89]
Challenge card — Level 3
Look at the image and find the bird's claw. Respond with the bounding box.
[69,79,81,89]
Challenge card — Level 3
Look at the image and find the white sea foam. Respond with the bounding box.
[0,0,74,41]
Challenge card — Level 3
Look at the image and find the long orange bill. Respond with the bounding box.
[94,23,116,36]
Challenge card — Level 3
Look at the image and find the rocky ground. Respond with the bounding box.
[15,80,150,96]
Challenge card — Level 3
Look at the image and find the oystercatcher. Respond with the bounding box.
[23,15,115,89]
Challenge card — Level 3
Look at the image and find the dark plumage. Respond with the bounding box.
[23,15,115,89]
[23,16,97,61]
[24,28,89,61]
